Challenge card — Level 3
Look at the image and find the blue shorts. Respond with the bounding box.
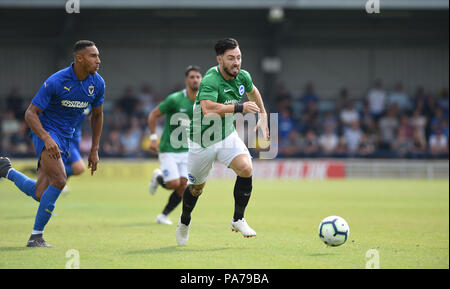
[30,130,71,169]
[65,138,82,166]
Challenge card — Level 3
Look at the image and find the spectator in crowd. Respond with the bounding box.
[278,107,299,140]
[279,130,302,158]
[275,83,293,112]
[137,84,156,115]
[410,129,427,158]
[302,101,320,132]
[334,136,348,157]
[398,114,414,139]
[6,87,25,119]
[321,110,338,134]
[8,121,33,157]
[319,124,338,156]
[301,82,319,108]
[340,100,360,128]
[119,117,142,158]
[437,88,449,116]
[359,100,374,133]
[410,108,427,141]
[335,87,350,113]
[302,129,319,157]
[1,110,20,151]
[391,127,413,158]
[378,105,399,149]
[413,86,425,108]
[102,130,122,157]
[414,86,436,119]
[357,133,375,157]
[367,79,387,120]
[107,104,129,131]
[430,107,446,135]
[117,86,139,116]
[388,82,411,113]
[1,110,20,135]
[79,132,93,158]
[429,129,448,157]
[344,120,362,155]
[440,118,449,138]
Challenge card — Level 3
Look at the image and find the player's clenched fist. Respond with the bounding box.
[243,101,260,114]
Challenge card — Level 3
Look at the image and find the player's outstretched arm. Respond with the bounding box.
[88,105,103,176]
[147,107,163,152]
[24,103,61,159]
[247,86,269,140]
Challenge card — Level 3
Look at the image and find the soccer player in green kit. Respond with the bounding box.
[147,66,202,225]
[176,38,270,246]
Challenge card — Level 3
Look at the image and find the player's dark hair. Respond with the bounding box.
[215,38,239,56]
[73,40,95,53]
[185,65,201,77]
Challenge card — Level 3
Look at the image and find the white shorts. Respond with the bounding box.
[159,152,188,182]
[187,131,251,185]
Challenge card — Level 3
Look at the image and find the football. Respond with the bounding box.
[318,216,350,246]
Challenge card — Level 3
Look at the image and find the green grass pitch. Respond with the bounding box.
[0,161,448,269]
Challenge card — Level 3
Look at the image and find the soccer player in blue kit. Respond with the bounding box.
[0,40,105,247]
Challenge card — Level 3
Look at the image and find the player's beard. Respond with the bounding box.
[223,64,240,78]
[188,82,199,92]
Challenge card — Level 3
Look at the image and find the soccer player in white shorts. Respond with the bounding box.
[148,66,202,225]
[176,38,269,246]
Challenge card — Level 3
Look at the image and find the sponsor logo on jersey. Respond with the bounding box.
[61,100,89,108]
[224,99,239,105]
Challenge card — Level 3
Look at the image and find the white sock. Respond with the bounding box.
[6,168,13,179]
[32,230,44,235]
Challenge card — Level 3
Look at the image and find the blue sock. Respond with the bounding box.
[65,164,74,178]
[7,169,37,201]
[33,185,62,232]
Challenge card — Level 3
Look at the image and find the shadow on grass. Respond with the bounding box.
[307,253,337,257]
[3,215,34,220]
[113,222,161,228]
[0,246,29,252]
[125,245,240,255]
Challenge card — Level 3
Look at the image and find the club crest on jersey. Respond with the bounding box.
[88,85,95,96]
[239,85,245,96]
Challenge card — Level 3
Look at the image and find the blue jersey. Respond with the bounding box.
[73,106,91,143]
[31,63,105,139]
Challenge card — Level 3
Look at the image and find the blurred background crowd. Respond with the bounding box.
[0,3,448,160]
[1,79,448,159]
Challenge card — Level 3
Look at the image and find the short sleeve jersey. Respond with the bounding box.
[190,66,253,147]
[31,63,105,139]
[158,89,195,153]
